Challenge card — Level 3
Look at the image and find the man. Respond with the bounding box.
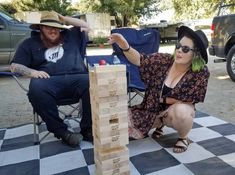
[10,11,92,147]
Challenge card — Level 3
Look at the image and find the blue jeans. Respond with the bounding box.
[28,74,91,136]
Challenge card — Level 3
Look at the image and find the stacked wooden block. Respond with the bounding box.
[89,65,130,175]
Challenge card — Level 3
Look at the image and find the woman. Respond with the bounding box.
[108,26,210,153]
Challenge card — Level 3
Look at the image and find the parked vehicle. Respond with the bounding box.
[141,21,182,43]
[209,3,235,81]
[0,10,31,71]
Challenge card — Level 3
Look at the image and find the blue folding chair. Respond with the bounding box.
[0,29,88,144]
[111,27,160,106]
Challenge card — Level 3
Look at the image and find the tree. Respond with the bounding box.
[172,0,235,21]
[76,0,162,27]
[14,0,75,16]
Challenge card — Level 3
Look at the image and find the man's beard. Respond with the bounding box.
[41,31,61,48]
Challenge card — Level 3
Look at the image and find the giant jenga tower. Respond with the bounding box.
[89,64,130,175]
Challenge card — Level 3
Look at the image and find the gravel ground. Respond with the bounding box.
[0,45,234,128]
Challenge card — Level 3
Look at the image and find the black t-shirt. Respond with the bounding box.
[12,27,87,75]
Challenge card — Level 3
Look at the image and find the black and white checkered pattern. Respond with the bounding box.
[0,111,235,175]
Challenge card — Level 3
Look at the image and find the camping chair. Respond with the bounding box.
[0,29,88,144]
[111,27,160,106]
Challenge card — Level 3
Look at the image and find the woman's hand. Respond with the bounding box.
[108,33,141,66]
[108,33,130,50]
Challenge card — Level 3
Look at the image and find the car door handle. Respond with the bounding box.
[11,33,27,36]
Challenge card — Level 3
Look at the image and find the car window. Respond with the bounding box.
[0,18,4,25]
[0,11,20,23]
[219,4,235,16]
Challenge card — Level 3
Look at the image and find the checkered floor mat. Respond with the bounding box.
[0,111,235,175]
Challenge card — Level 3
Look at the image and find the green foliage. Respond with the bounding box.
[92,36,107,44]
[13,0,75,16]
[172,0,235,21]
[2,0,235,26]
[76,0,162,26]
[0,3,17,14]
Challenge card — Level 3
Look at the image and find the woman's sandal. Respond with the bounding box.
[151,124,164,139]
[173,138,191,153]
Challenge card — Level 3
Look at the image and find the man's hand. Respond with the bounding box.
[31,70,50,78]
[10,63,50,78]
[53,10,90,32]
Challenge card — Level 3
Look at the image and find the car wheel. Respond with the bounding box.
[226,45,235,82]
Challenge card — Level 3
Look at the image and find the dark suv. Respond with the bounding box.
[209,3,235,81]
[0,10,31,71]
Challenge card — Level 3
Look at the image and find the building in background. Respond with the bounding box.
[75,13,116,43]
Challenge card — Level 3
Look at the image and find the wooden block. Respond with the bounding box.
[92,117,128,139]
[93,65,126,73]
[90,94,127,104]
[94,133,129,150]
[90,82,127,91]
[94,123,128,138]
[94,99,127,109]
[94,146,130,175]
[91,100,128,117]
[91,103,128,115]
[93,112,128,126]
[93,114,128,138]
[94,71,126,79]
[90,76,127,87]
[90,84,127,98]
[89,66,126,88]
[89,94,127,115]
[96,163,130,175]
[94,146,128,160]
[91,115,128,139]
[95,159,129,173]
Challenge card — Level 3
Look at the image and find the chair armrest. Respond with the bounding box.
[0,72,28,92]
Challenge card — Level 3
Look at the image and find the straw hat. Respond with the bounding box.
[30,11,68,30]
[178,26,209,63]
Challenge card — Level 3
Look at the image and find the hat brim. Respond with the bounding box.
[178,26,208,63]
[30,23,69,30]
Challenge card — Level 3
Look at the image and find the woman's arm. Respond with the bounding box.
[108,33,141,66]
[161,97,193,105]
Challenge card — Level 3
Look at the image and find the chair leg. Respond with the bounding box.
[39,132,50,143]
[33,112,40,145]
[34,112,51,144]
[58,100,82,123]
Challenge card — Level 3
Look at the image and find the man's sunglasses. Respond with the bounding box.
[175,43,195,53]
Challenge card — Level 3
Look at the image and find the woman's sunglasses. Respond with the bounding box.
[175,43,195,53]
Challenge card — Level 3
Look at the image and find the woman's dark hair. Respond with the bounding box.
[176,33,206,72]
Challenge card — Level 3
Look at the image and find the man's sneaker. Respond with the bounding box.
[56,130,83,147]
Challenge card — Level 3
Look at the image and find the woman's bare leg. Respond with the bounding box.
[163,103,195,153]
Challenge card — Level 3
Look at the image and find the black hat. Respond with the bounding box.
[178,26,208,63]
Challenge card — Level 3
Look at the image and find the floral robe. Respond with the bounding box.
[129,52,210,137]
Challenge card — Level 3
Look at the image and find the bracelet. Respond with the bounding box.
[122,45,131,52]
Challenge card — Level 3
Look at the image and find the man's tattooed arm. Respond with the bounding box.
[10,63,50,78]
[10,63,34,77]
